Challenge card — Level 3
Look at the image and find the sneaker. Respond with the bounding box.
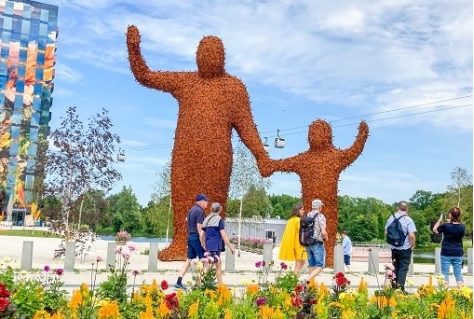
[174,283,187,290]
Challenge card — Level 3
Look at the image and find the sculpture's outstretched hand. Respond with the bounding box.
[256,154,275,178]
[126,25,140,46]
[358,121,369,137]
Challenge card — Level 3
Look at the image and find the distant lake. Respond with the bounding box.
[413,250,469,264]
[100,236,169,243]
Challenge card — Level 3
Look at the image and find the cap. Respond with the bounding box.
[210,202,222,211]
[195,194,209,202]
[312,199,323,209]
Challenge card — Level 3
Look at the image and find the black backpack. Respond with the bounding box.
[386,213,407,247]
[299,213,318,247]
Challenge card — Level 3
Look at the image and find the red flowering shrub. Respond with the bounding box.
[0,283,10,312]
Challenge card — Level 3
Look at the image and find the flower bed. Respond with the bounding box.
[0,255,472,318]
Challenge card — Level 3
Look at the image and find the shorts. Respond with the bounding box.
[187,233,204,259]
[306,242,325,268]
[344,254,351,265]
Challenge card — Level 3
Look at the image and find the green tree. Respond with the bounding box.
[410,190,435,211]
[139,196,173,238]
[241,185,272,218]
[268,194,301,219]
[107,186,141,234]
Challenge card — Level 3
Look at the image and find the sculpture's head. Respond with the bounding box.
[196,36,225,78]
[308,120,333,149]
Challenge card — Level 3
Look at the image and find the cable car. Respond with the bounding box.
[117,148,126,162]
[274,129,286,148]
[263,137,270,152]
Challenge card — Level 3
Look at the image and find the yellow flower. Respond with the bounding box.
[339,292,347,300]
[33,310,51,319]
[195,261,203,270]
[224,309,232,319]
[159,300,171,317]
[407,280,414,287]
[246,284,259,295]
[341,308,356,319]
[217,284,232,306]
[97,300,120,319]
[241,279,248,286]
[188,301,199,319]
[204,289,216,299]
[50,312,66,319]
[3,256,11,263]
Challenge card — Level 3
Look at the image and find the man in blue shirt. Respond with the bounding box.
[384,201,417,292]
[341,230,352,273]
[174,193,209,289]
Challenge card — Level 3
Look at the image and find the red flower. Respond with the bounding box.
[0,284,10,298]
[334,272,344,278]
[161,280,169,290]
[291,295,303,307]
[165,292,179,310]
[335,276,348,287]
[295,284,304,293]
[0,297,9,312]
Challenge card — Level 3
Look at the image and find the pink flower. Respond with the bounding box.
[55,268,64,276]
[204,252,211,257]
[115,247,122,254]
[132,269,141,276]
[280,262,288,270]
[96,256,104,262]
[122,251,131,260]
[43,265,50,272]
[255,297,267,306]
[127,243,137,252]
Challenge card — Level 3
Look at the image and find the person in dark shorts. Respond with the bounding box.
[174,193,209,289]
[202,202,234,284]
[341,230,352,273]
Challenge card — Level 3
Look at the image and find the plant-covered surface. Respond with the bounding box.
[0,256,472,318]
[115,230,132,242]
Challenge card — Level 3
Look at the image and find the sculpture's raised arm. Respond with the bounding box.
[338,121,369,169]
[126,25,183,94]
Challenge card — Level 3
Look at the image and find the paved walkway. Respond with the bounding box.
[0,234,472,294]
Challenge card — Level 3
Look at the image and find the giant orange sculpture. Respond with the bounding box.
[261,120,369,266]
[126,26,270,260]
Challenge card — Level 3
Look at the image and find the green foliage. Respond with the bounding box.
[268,194,301,218]
[106,186,142,234]
[242,185,272,218]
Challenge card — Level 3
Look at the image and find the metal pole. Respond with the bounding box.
[237,194,243,257]
[165,197,172,245]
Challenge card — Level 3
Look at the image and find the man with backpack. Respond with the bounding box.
[301,199,328,285]
[384,201,417,292]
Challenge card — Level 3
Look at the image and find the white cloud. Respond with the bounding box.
[54,64,83,83]
[144,118,176,129]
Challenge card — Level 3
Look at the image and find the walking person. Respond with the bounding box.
[174,194,209,289]
[341,230,352,273]
[384,201,417,292]
[301,199,327,285]
[432,206,466,288]
[278,203,307,274]
[201,202,235,285]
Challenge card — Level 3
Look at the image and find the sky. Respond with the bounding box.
[46,0,472,206]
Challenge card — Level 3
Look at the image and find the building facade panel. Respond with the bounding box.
[0,0,57,221]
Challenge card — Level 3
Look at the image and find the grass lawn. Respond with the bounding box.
[0,229,62,238]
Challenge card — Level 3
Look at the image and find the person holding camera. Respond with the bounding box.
[433,206,466,288]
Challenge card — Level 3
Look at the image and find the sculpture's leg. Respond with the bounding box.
[158,197,188,261]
